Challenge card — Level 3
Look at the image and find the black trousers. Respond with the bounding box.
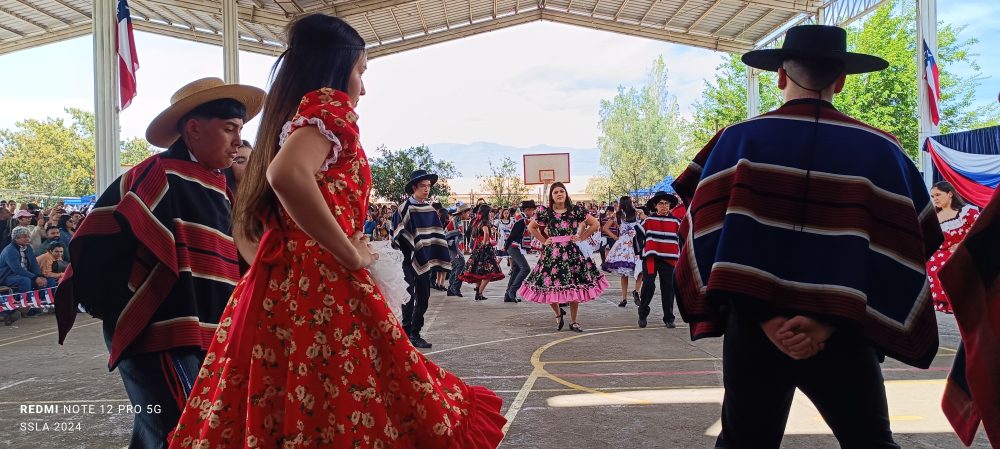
[104,328,203,449]
[401,252,431,338]
[505,246,531,299]
[716,309,899,449]
[638,256,675,324]
[447,253,465,294]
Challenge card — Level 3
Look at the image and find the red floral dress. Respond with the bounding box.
[168,89,505,449]
[927,204,980,314]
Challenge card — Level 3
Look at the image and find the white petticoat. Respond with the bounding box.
[367,241,408,319]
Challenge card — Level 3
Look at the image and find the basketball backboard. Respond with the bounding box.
[523,153,570,185]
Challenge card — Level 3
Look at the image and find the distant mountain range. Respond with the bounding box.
[426,142,602,180]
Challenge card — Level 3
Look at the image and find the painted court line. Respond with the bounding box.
[0,320,101,348]
[0,317,99,343]
[0,377,36,391]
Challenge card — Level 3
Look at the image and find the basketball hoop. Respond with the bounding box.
[539,170,556,185]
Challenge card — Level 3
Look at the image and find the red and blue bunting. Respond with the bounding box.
[0,287,56,311]
[925,126,1000,208]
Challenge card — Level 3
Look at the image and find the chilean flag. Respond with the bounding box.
[923,39,941,126]
[117,0,139,110]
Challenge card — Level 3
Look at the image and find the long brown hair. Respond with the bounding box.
[548,182,572,210]
[234,14,365,241]
[932,181,967,212]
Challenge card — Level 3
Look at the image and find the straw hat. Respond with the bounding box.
[145,77,266,148]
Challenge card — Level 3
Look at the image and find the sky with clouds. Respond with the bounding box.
[0,0,997,157]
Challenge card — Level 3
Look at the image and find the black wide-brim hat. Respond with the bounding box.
[741,25,888,75]
[520,200,537,209]
[646,191,678,210]
[406,169,438,194]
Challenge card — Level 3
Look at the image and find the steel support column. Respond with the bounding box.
[93,0,119,192]
[222,0,239,83]
[916,0,937,187]
[746,67,760,118]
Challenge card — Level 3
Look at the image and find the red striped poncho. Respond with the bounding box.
[673,99,943,368]
[56,142,239,369]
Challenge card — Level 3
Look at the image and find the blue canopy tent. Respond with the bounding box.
[61,194,97,206]
[630,175,675,199]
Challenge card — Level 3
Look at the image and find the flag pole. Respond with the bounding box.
[93,0,120,193]
[916,0,939,189]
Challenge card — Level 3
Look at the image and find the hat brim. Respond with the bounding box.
[146,84,266,148]
[741,49,889,75]
[646,194,677,211]
[407,174,438,193]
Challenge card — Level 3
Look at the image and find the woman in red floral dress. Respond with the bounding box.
[927,181,980,314]
[168,14,505,449]
[458,207,505,300]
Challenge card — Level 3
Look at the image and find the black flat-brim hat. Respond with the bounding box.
[520,200,537,209]
[406,170,438,194]
[741,25,888,75]
[646,191,678,211]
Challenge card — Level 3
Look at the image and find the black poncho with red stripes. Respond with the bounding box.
[56,142,239,369]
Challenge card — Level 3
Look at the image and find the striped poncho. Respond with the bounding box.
[55,142,239,369]
[672,99,943,368]
[391,197,451,275]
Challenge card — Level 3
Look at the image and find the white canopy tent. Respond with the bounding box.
[0,0,938,190]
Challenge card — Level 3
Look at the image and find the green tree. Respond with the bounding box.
[835,0,1000,159]
[478,156,530,208]
[369,145,459,202]
[0,108,155,198]
[584,174,616,204]
[598,56,689,195]
[688,0,1000,161]
[689,53,782,154]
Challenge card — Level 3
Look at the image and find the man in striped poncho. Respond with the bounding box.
[55,78,264,449]
[636,191,681,329]
[392,170,452,349]
[673,26,943,448]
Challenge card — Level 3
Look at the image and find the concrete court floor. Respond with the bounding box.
[0,257,991,449]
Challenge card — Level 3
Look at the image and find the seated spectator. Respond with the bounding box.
[0,208,11,250]
[56,215,74,261]
[0,227,46,293]
[36,241,66,286]
[41,225,61,247]
[13,209,32,229]
[364,215,377,238]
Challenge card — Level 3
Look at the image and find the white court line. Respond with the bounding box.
[422,291,447,332]
[0,318,99,344]
[0,320,102,348]
[0,377,36,391]
[500,367,543,436]
[425,325,631,356]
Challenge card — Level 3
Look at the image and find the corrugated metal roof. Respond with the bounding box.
[0,0,887,57]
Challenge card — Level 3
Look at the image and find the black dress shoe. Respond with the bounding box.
[447,290,462,297]
[618,299,627,307]
[503,295,518,303]
[410,336,433,349]
[665,321,677,329]
[632,290,640,306]
[638,317,647,328]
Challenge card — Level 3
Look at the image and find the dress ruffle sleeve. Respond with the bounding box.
[278,88,361,172]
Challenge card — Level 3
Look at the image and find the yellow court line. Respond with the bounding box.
[502,327,651,438]
[938,346,959,353]
[544,357,720,364]
[0,320,102,348]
